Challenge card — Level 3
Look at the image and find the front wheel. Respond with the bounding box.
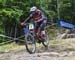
[25,34,36,54]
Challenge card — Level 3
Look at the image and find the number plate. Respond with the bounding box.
[29,24,34,30]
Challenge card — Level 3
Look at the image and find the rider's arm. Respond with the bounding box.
[23,12,35,23]
[23,16,31,23]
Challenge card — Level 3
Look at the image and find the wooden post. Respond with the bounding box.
[14,23,17,39]
[57,0,60,20]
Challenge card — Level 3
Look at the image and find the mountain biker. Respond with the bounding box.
[21,6,47,38]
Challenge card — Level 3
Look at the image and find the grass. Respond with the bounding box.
[0,42,25,53]
[1,38,75,53]
[49,38,75,51]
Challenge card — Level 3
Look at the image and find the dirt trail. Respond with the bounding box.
[1,39,75,60]
[0,48,75,60]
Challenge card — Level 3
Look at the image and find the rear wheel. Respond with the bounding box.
[25,34,36,54]
[42,34,49,47]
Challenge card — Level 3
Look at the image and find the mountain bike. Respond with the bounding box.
[24,23,49,54]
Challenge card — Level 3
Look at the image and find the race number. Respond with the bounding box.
[29,24,34,30]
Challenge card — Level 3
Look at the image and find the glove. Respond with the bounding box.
[21,22,24,26]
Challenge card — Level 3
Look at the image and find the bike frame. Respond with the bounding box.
[24,27,30,34]
[23,23,34,34]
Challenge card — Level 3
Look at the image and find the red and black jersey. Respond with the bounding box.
[23,9,46,23]
[32,10,42,20]
[31,9,46,22]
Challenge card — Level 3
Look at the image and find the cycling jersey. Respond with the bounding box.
[31,9,46,22]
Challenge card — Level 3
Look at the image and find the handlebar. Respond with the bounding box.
[24,23,34,25]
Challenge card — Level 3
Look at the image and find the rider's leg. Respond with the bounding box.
[34,22,39,35]
[34,22,42,43]
[40,20,47,35]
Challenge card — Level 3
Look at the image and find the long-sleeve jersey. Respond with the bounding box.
[24,9,47,23]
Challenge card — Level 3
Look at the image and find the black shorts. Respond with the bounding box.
[34,20,47,30]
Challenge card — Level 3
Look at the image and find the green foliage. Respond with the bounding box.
[0,0,75,43]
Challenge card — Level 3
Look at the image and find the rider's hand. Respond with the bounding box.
[21,22,24,26]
